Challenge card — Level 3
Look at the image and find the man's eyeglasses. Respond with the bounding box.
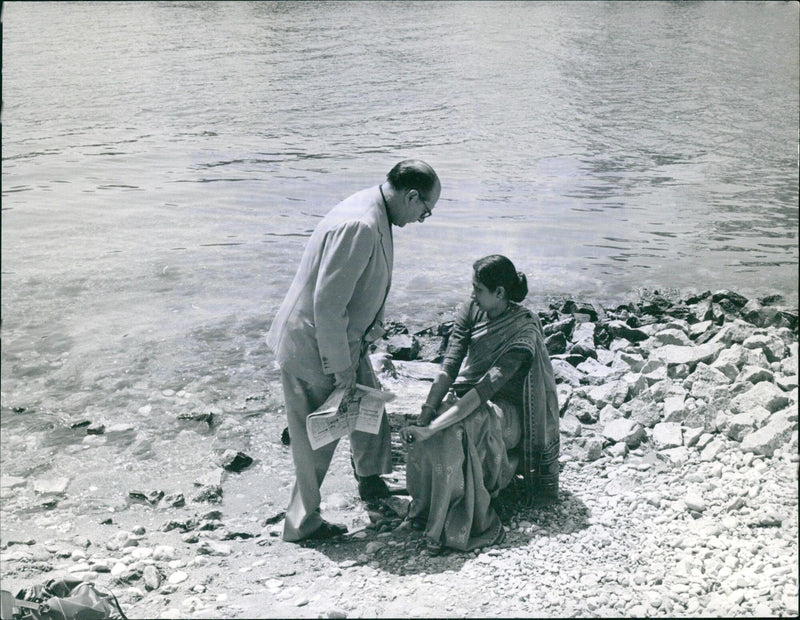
[418,194,432,221]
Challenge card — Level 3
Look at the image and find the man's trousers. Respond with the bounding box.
[280,355,392,541]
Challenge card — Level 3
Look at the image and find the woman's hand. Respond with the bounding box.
[400,425,435,444]
[417,404,436,427]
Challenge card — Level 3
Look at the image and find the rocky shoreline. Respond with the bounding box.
[1,289,797,618]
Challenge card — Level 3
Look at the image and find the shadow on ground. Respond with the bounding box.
[297,486,590,576]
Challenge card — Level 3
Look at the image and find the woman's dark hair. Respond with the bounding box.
[387,159,439,197]
[473,254,528,303]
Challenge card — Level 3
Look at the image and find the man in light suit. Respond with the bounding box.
[267,160,441,542]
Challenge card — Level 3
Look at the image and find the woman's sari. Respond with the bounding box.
[406,302,560,551]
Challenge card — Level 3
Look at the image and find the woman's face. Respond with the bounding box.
[471,275,505,316]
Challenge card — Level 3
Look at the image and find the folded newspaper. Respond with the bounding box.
[306,384,395,450]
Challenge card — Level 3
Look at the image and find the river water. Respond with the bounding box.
[1,2,798,522]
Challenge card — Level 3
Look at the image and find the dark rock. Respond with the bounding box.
[162,517,200,533]
[177,411,214,425]
[129,490,164,506]
[221,449,254,472]
[198,520,222,531]
[684,291,712,304]
[116,568,142,584]
[606,320,649,343]
[639,295,672,317]
[543,315,576,339]
[281,426,291,445]
[665,304,691,320]
[711,290,749,309]
[221,530,256,540]
[759,294,784,306]
[562,301,598,321]
[163,493,185,508]
[545,332,567,355]
[593,323,613,349]
[778,310,798,331]
[386,335,421,361]
[86,423,106,435]
[261,511,286,527]
[383,320,409,337]
[741,300,780,328]
[552,353,587,368]
[69,419,91,429]
[569,342,597,360]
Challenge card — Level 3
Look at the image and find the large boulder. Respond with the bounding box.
[584,380,629,409]
[543,315,576,339]
[625,393,662,428]
[551,359,586,387]
[565,397,598,424]
[576,358,619,385]
[654,328,692,347]
[559,413,582,437]
[729,382,790,415]
[708,320,756,347]
[545,331,567,355]
[736,365,774,385]
[649,342,723,367]
[739,405,797,457]
[663,394,687,423]
[652,422,683,449]
[602,418,646,448]
[716,407,771,442]
[742,333,786,363]
[605,320,649,343]
[571,322,596,347]
[385,334,421,361]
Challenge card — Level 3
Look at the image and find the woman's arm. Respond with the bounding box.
[401,347,532,444]
[417,370,453,425]
[401,388,481,444]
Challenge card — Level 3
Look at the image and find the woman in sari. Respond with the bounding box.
[399,255,559,553]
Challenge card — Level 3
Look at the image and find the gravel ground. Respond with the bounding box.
[1,291,797,618]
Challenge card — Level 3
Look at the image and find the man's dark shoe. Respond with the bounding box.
[358,475,390,501]
[305,519,347,541]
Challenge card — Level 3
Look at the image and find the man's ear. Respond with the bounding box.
[405,189,419,204]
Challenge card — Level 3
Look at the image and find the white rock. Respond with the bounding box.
[660,446,690,464]
[736,365,774,385]
[700,438,726,461]
[168,571,188,584]
[730,382,790,414]
[650,342,723,367]
[111,562,128,577]
[602,418,646,447]
[153,545,177,561]
[654,328,692,346]
[740,405,797,457]
[663,394,687,423]
[33,477,70,495]
[685,491,706,512]
[743,333,786,363]
[559,413,582,437]
[652,422,683,449]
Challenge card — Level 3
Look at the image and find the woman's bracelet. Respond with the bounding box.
[420,403,436,414]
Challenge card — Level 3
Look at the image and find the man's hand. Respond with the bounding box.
[400,425,435,444]
[334,367,356,390]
